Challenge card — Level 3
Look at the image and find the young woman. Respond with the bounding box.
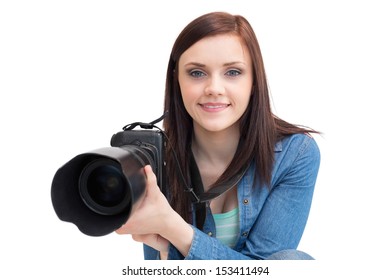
[116,11,321,260]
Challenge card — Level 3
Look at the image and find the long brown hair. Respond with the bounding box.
[163,12,317,222]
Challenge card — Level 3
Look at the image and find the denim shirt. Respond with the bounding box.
[144,133,320,260]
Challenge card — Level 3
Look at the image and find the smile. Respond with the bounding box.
[199,103,230,112]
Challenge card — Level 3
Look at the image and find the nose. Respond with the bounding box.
[204,75,225,96]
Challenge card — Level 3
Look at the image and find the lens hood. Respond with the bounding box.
[51,147,147,236]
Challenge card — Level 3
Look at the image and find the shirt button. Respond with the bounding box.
[243,199,249,205]
[208,232,213,236]
[242,232,248,237]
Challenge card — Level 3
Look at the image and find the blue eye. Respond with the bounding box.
[226,69,241,76]
[189,70,205,78]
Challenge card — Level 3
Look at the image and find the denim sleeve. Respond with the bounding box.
[241,135,321,259]
[143,244,160,260]
[184,227,255,260]
[144,229,260,260]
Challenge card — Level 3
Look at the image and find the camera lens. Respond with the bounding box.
[79,159,131,215]
[87,165,125,207]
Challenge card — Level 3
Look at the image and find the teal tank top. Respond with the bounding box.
[212,207,239,248]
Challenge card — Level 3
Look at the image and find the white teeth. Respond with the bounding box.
[203,105,226,109]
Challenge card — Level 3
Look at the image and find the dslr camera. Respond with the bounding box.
[51,127,166,237]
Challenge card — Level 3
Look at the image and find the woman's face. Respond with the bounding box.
[178,34,253,134]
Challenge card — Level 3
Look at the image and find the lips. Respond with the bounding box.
[199,102,230,112]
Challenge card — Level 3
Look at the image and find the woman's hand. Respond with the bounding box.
[116,165,172,236]
[131,233,170,254]
[116,165,194,257]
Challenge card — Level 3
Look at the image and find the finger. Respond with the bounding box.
[132,234,156,245]
[144,165,158,189]
[132,234,169,252]
[115,226,129,235]
[115,222,135,235]
[131,234,145,242]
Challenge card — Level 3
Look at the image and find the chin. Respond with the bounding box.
[202,123,237,134]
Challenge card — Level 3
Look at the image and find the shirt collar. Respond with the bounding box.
[274,140,283,152]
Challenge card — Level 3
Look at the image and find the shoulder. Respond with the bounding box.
[276,133,320,160]
[272,133,321,184]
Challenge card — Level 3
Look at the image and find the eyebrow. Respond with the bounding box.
[184,61,246,67]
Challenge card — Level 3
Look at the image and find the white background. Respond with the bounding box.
[1,0,389,278]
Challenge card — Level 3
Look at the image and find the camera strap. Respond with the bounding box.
[189,149,251,229]
[189,151,251,203]
[122,112,167,131]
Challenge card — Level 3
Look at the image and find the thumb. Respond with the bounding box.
[144,165,159,191]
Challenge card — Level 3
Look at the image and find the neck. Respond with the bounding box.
[191,123,240,166]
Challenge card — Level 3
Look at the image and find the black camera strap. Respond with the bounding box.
[122,112,166,131]
[189,150,251,202]
[189,150,251,229]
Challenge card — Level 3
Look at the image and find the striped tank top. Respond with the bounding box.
[212,207,239,248]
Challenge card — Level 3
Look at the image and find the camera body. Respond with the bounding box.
[51,129,166,237]
[110,129,166,194]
